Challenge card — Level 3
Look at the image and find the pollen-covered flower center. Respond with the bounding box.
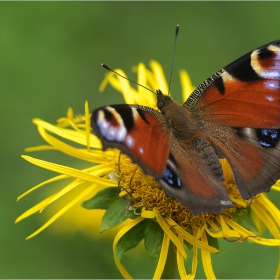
[115,153,240,231]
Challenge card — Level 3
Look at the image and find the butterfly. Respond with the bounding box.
[91,39,280,216]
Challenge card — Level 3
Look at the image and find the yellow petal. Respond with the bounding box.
[33,118,98,147]
[85,101,91,151]
[22,155,117,186]
[25,145,57,152]
[179,69,196,102]
[141,207,156,219]
[272,185,280,192]
[201,230,216,280]
[113,216,144,279]
[251,200,280,239]
[205,227,240,239]
[26,185,96,239]
[177,235,188,278]
[153,233,169,279]
[66,107,74,120]
[154,210,187,259]
[166,218,219,253]
[224,218,280,246]
[17,174,67,200]
[255,194,280,228]
[37,125,103,161]
[15,193,58,223]
[177,233,198,279]
[149,60,169,94]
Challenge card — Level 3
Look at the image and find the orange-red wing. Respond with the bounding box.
[91,104,171,178]
[185,40,280,129]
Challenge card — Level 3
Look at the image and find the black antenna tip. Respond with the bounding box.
[175,25,179,35]
[101,63,110,71]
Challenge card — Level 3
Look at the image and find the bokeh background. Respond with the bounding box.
[2,2,280,278]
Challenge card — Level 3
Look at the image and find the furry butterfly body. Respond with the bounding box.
[91,40,280,215]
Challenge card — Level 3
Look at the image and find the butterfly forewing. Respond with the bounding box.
[91,104,171,178]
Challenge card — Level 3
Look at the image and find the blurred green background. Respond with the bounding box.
[2,2,280,278]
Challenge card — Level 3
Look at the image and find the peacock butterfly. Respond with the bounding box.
[91,33,280,215]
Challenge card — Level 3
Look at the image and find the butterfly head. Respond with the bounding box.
[156,89,173,112]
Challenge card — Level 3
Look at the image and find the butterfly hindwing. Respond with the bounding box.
[160,138,233,215]
[184,40,280,200]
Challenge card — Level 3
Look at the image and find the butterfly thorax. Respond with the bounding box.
[156,90,202,143]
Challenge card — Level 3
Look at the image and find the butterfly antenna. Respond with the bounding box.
[168,24,179,96]
[101,63,156,95]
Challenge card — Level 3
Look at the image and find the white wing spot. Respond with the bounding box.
[125,135,134,148]
[96,108,127,142]
[265,80,280,91]
[220,200,232,206]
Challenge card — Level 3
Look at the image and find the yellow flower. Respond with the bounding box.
[17,60,280,279]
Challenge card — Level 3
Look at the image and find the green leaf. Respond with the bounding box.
[144,220,164,259]
[116,220,147,260]
[100,197,129,232]
[234,208,259,235]
[206,231,219,251]
[81,187,118,210]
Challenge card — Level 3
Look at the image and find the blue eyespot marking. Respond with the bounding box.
[163,167,182,188]
[257,128,280,148]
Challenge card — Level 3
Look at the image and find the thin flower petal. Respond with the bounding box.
[113,217,144,279]
[190,246,198,279]
[26,185,96,239]
[37,125,104,162]
[99,70,139,104]
[205,227,240,239]
[176,234,188,279]
[141,207,156,219]
[179,69,196,102]
[251,199,280,239]
[201,231,216,280]
[85,101,91,151]
[45,178,105,208]
[166,218,219,253]
[271,185,280,192]
[134,63,157,106]
[33,118,98,147]
[18,163,114,201]
[154,210,187,259]
[15,193,58,223]
[21,155,117,186]
[56,117,83,132]
[254,194,280,228]
[17,174,67,200]
[218,215,232,236]
[177,234,198,279]
[149,60,169,93]
[25,145,57,152]
[224,218,280,246]
[153,233,170,280]
[66,107,74,120]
